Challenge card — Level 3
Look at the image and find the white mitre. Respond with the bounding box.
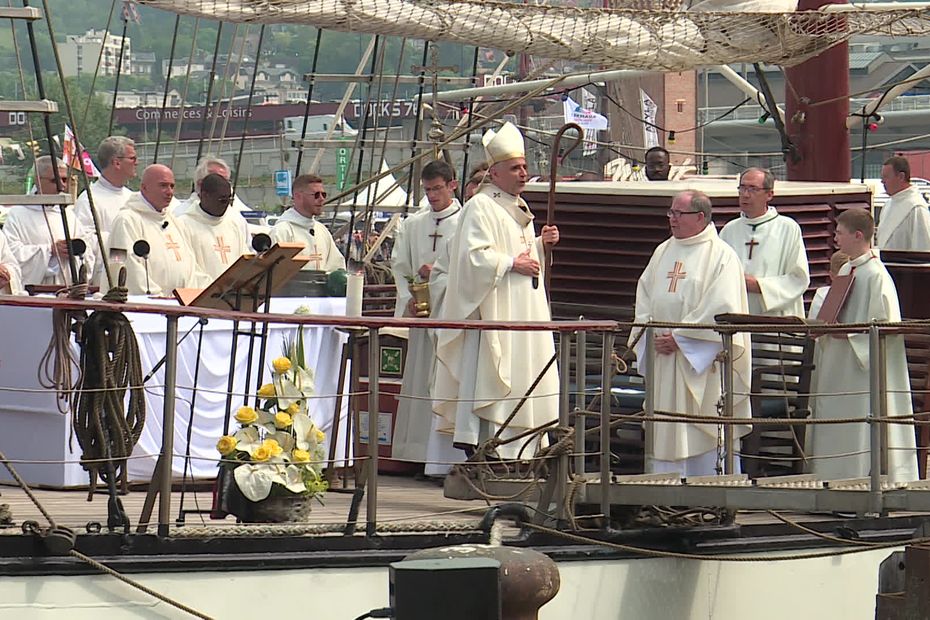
[482,121,526,165]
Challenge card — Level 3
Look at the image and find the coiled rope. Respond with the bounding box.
[72,288,145,495]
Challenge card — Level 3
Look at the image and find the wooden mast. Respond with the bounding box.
[785,0,850,182]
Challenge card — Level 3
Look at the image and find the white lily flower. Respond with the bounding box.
[234,464,276,501]
[283,465,308,494]
[233,427,263,454]
[292,413,312,451]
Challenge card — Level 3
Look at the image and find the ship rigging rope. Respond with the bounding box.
[78,0,117,129]
[169,17,201,171]
[153,14,181,163]
[137,0,930,72]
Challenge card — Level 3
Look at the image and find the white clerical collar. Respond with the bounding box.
[674,222,717,246]
[136,193,170,221]
[97,174,124,192]
[849,249,878,268]
[741,206,778,226]
[283,208,316,227]
[432,200,461,222]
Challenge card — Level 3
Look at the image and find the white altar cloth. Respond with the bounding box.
[0,296,350,487]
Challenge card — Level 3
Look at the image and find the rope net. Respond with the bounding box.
[138,0,930,71]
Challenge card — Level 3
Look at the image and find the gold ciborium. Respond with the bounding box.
[408,281,431,317]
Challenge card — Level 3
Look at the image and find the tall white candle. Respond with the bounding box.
[346,273,363,317]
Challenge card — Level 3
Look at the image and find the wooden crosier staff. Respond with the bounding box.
[542,122,583,296]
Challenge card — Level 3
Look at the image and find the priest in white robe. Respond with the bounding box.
[0,233,23,295]
[720,168,810,318]
[108,164,210,296]
[810,209,918,483]
[176,173,251,280]
[172,155,257,230]
[631,190,753,476]
[271,174,346,273]
[433,122,561,460]
[3,156,96,286]
[876,156,930,252]
[73,136,137,286]
[390,160,463,476]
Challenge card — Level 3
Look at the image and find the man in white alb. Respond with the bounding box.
[271,174,346,273]
[810,209,918,482]
[433,122,560,460]
[719,168,809,318]
[172,155,256,226]
[390,160,463,475]
[0,233,23,295]
[108,164,209,296]
[73,136,137,285]
[875,156,930,252]
[176,173,251,280]
[631,190,752,476]
[3,156,96,286]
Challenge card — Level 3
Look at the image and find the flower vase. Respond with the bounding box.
[246,493,313,523]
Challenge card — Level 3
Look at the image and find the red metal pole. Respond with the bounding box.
[785,0,850,182]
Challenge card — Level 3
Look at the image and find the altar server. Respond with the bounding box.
[390,160,463,475]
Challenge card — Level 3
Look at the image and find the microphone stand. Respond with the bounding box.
[143,257,151,295]
[143,317,209,384]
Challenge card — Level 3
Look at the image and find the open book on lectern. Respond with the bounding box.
[173,242,310,312]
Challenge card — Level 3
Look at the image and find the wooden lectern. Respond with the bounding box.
[173,242,309,312]
[138,243,309,531]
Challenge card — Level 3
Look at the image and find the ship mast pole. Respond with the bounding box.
[785,0,850,182]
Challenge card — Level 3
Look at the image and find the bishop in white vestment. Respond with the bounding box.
[876,156,930,251]
[176,173,251,280]
[271,174,345,273]
[433,123,561,460]
[810,209,918,482]
[108,165,210,296]
[720,169,810,317]
[390,160,463,475]
[632,190,752,476]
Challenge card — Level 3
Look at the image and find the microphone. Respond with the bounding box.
[133,240,152,295]
[161,221,169,230]
[69,238,86,258]
[308,227,315,237]
[252,233,272,253]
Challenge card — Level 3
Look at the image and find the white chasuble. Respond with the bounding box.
[271,209,346,273]
[433,185,558,459]
[390,201,462,473]
[108,193,211,296]
[74,176,132,285]
[3,204,96,286]
[719,207,810,318]
[631,224,752,467]
[810,251,918,483]
[876,185,930,252]
[176,207,251,280]
[0,233,23,295]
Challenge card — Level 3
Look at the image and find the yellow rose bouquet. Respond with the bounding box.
[217,327,328,504]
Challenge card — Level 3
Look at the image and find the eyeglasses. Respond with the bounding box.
[117,155,138,162]
[667,209,702,218]
[306,190,327,199]
[737,184,768,194]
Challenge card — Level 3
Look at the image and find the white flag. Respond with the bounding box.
[562,95,609,131]
[640,89,659,149]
